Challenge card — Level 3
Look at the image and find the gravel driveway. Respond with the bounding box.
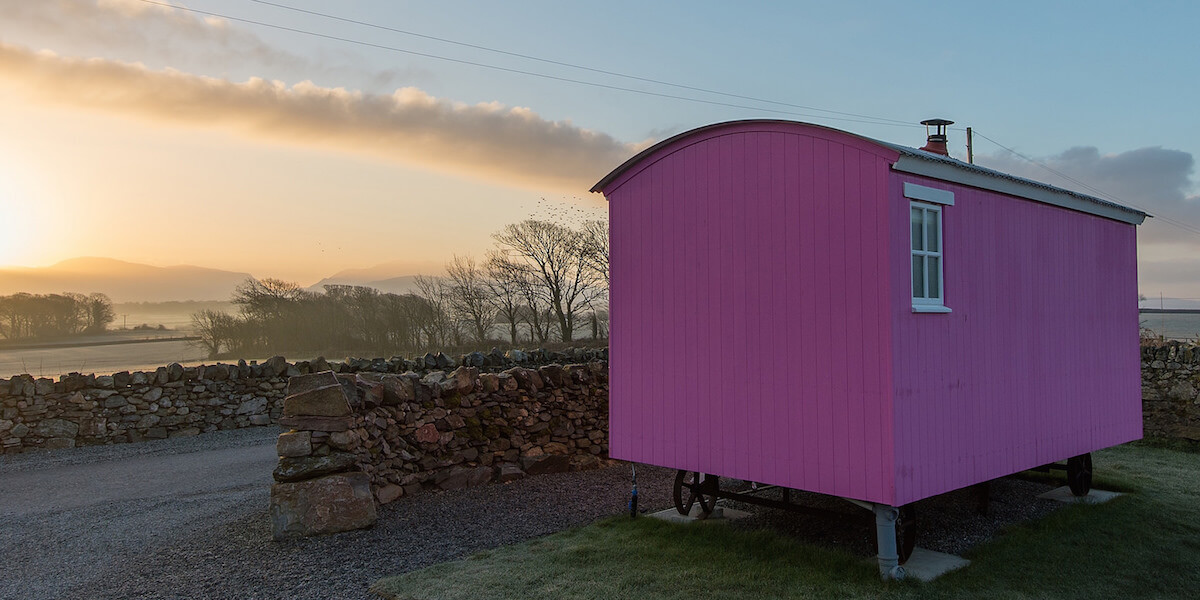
[1,430,1061,599]
[0,429,677,600]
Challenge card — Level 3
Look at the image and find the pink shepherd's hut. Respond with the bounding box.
[591,119,1146,577]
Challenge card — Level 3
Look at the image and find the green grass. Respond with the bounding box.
[372,444,1200,600]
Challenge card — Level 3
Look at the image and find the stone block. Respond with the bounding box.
[287,371,339,397]
[415,423,440,444]
[264,356,290,378]
[273,451,359,483]
[43,437,76,449]
[35,419,79,439]
[434,466,493,490]
[520,453,570,476]
[375,483,404,504]
[381,376,414,404]
[283,385,351,418]
[237,396,268,415]
[447,367,477,394]
[277,431,313,457]
[269,472,376,539]
[495,463,525,483]
[249,414,272,426]
[328,430,358,451]
[278,416,353,432]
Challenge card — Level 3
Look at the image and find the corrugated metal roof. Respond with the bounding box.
[877,140,1149,221]
[591,119,1149,225]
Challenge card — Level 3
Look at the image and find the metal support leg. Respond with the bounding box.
[873,505,906,581]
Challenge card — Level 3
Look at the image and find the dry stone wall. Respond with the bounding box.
[0,347,607,454]
[1142,342,1200,441]
[269,361,609,538]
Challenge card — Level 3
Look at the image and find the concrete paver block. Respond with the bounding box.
[896,547,970,582]
[1037,486,1123,504]
[648,505,751,523]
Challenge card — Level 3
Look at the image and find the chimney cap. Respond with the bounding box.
[919,118,953,156]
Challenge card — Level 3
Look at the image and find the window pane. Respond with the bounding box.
[926,209,939,252]
[928,256,940,298]
[912,255,925,298]
[911,208,923,251]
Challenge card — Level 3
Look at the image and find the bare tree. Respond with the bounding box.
[190,309,237,358]
[83,293,115,333]
[484,251,531,344]
[414,275,457,348]
[580,219,609,286]
[493,219,602,342]
[445,254,495,344]
[232,278,309,320]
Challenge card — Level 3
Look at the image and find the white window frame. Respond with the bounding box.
[905,183,953,314]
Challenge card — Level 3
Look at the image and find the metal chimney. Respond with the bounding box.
[919,118,953,156]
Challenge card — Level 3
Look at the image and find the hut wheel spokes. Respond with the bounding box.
[1066,453,1093,497]
[673,470,719,516]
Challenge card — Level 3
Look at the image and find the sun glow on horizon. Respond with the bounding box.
[0,160,41,267]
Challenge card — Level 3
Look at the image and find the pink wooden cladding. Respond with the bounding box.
[889,173,1142,505]
[606,123,900,504]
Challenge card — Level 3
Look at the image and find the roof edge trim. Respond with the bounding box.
[892,156,1148,225]
[590,119,898,194]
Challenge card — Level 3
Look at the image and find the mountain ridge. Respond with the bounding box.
[0,257,430,302]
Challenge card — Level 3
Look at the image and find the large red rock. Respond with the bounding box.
[415,423,440,444]
[269,472,377,539]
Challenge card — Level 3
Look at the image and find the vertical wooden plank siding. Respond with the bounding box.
[888,173,1142,505]
[605,122,899,504]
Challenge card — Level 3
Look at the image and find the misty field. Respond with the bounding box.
[0,302,239,378]
[0,338,214,379]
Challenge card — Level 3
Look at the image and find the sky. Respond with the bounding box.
[0,0,1198,299]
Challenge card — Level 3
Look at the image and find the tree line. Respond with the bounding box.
[0,292,115,340]
[191,219,609,358]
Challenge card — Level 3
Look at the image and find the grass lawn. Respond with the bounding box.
[372,443,1200,600]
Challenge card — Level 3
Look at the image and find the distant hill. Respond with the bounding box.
[307,274,424,296]
[306,260,434,295]
[0,257,252,302]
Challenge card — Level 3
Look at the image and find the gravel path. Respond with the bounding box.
[1,430,1064,600]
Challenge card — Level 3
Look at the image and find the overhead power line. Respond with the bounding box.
[244,0,918,127]
[133,1,1200,238]
[133,0,919,129]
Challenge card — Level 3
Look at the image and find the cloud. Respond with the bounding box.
[1138,257,1200,301]
[0,0,303,69]
[0,0,434,87]
[0,43,639,191]
[975,145,1200,245]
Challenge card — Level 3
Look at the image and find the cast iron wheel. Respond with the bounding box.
[672,470,719,516]
[1066,453,1093,497]
[895,505,916,565]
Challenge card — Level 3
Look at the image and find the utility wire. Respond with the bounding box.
[136,1,1200,237]
[244,0,919,127]
[133,0,918,129]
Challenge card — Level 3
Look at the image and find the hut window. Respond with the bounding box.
[905,183,953,314]
[910,202,948,312]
